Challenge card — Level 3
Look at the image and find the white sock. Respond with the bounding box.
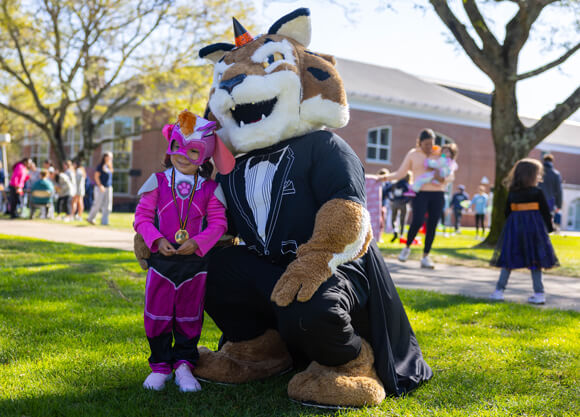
[143,372,171,391]
[175,363,202,393]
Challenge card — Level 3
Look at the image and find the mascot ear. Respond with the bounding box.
[199,43,235,63]
[213,134,236,175]
[268,8,311,47]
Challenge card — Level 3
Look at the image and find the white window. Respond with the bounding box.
[96,120,114,140]
[435,133,454,147]
[96,116,141,141]
[29,137,50,165]
[568,198,580,231]
[98,115,140,194]
[366,126,391,163]
[65,126,83,159]
[102,138,133,195]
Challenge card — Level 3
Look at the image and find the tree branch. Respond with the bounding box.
[429,0,500,80]
[89,7,169,105]
[503,1,545,59]
[1,6,50,120]
[0,101,50,133]
[462,0,501,56]
[42,0,66,91]
[526,84,580,148]
[515,42,580,81]
[96,92,138,127]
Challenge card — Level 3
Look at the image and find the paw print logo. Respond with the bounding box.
[177,181,192,198]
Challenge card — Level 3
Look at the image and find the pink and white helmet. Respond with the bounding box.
[162,110,235,175]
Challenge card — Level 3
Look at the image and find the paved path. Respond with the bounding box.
[385,259,580,312]
[2,219,579,312]
[0,218,135,251]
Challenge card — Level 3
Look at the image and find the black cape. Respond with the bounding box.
[364,241,433,395]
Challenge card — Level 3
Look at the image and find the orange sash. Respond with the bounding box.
[510,202,539,211]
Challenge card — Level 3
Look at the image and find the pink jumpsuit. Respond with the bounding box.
[134,169,227,374]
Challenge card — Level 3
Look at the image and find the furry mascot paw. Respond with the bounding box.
[193,329,292,384]
[271,251,332,306]
[288,339,386,407]
[133,233,150,270]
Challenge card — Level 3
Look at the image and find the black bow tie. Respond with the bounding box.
[248,151,283,169]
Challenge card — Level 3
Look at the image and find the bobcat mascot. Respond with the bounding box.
[135,8,432,407]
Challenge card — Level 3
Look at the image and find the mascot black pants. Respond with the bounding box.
[206,245,372,366]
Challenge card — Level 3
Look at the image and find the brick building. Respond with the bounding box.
[333,58,580,230]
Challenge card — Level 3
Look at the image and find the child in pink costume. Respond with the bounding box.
[134,110,235,392]
[406,143,458,196]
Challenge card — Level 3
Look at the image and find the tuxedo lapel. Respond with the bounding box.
[228,161,260,243]
[264,147,294,252]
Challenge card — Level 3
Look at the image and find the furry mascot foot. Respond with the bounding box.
[287,339,386,407]
[193,329,292,384]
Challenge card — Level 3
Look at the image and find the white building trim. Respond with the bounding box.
[536,142,580,156]
[347,94,491,129]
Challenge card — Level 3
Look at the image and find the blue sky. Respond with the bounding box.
[251,0,580,121]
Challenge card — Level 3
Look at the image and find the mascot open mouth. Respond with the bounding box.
[231,98,277,127]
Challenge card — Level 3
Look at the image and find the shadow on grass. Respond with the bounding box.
[0,373,339,417]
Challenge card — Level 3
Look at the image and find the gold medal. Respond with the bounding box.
[170,168,198,246]
[175,229,189,244]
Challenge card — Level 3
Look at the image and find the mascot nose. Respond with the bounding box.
[219,74,246,94]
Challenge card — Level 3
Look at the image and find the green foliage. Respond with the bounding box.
[0,0,256,167]
[0,235,578,416]
[136,0,256,117]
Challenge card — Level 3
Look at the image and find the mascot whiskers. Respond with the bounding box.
[135,7,432,408]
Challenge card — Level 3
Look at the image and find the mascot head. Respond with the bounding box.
[199,8,349,154]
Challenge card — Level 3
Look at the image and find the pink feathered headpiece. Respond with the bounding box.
[162,110,235,175]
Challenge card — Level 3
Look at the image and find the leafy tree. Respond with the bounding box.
[314,0,580,242]
[425,0,580,243]
[0,0,253,168]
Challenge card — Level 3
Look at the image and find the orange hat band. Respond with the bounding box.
[235,32,253,47]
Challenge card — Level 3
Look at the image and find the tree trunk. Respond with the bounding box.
[486,158,511,245]
[484,82,530,245]
[51,130,67,171]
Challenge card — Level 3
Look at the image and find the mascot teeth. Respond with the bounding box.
[230,98,277,127]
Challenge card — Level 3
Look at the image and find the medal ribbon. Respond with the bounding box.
[170,168,199,238]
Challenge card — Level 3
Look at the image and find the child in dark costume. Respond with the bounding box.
[489,158,558,304]
[134,110,234,391]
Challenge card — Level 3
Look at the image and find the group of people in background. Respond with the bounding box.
[1,152,114,225]
[376,128,563,305]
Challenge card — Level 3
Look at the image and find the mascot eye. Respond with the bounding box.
[262,52,284,68]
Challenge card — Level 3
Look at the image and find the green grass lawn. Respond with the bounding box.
[377,228,580,278]
[1,236,578,416]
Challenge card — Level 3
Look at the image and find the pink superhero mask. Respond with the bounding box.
[162,115,235,175]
